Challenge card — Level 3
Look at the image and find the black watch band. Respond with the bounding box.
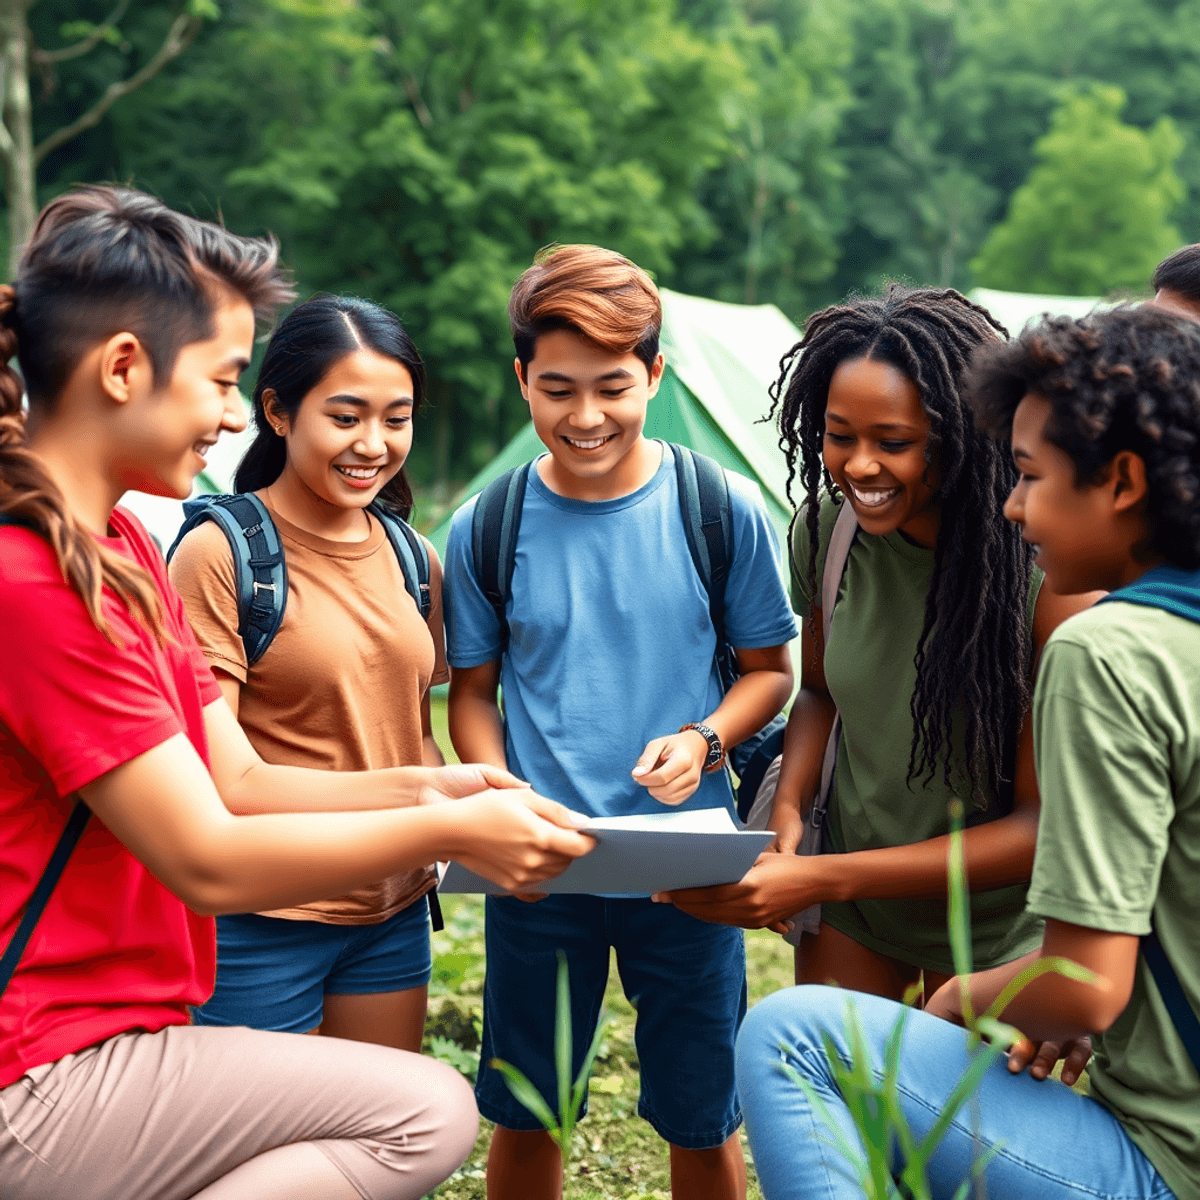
[681,722,725,772]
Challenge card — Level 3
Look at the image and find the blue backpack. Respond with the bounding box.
[165,494,431,666]
[469,443,787,817]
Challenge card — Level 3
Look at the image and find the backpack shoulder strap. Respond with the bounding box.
[821,498,858,647]
[671,444,734,643]
[1142,924,1200,1074]
[470,465,529,651]
[0,798,90,1002]
[166,493,286,667]
[372,505,432,621]
[810,497,858,828]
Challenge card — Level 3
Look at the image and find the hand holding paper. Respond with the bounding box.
[439,807,771,897]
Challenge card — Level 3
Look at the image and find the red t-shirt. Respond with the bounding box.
[0,507,221,1088]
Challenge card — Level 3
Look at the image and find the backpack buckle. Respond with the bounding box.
[252,581,276,595]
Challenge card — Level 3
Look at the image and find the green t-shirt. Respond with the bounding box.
[790,495,1044,972]
[1028,601,1200,1200]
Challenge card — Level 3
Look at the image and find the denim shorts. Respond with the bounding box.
[475,894,746,1149]
[191,895,433,1034]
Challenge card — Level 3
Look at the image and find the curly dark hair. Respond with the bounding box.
[767,284,1033,806]
[969,305,1200,570]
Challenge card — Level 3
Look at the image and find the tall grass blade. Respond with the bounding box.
[554,951,573,1147]
[981,956,1097,1023]
[946,799,975,1028]
[490,1057,561,1140]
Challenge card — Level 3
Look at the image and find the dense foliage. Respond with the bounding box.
[22,0,1200,493]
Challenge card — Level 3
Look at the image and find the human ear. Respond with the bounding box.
[99,332,147,405]
[261,388,289,437]
[513,357,530,403]
[645,352,665,400]
[1110,450,1150,514]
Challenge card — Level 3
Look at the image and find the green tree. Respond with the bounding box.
[971,85,1183,295]
[228,0,739,495]
[672,0,851,315]
[0,0,213,274]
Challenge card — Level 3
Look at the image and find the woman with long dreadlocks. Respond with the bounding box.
[658,284,1097,1013]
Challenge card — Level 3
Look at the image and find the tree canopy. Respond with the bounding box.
[19,0,1200,497]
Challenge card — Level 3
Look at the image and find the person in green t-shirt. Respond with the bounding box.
[733,304,1200,1199]
[661,285,1095,1000]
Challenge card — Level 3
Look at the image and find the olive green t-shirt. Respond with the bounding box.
[790,495,1044,972]
[1028,602,1200,1200]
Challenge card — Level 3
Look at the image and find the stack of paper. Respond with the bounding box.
[438,807,773,896]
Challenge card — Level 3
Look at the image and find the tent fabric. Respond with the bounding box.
[969,287,1111,336]
[425,287,802,556]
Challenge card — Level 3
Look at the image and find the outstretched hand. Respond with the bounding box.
[653,852,820,933]
[445,790,595,894]
[418,763,529,803]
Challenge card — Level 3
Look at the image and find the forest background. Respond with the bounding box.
[15,0,1200,519]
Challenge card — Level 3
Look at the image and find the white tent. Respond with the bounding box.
[969,287,1113,334]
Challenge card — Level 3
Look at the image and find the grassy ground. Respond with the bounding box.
[425,695,790,1197]
[423,896,794,1200]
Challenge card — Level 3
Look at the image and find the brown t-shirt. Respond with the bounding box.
[169,499,448,924]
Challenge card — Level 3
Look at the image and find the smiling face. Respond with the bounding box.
[1005,392,1153,594]
[116,292,255,500]
[269,347,415,514]
[517,326,664,500]
[822,355,941,546]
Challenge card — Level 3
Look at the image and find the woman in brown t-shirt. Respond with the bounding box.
[171,295,448,1052]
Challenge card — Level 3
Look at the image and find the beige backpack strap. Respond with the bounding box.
[811,498,858,827]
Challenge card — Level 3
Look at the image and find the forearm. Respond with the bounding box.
[449,681,508,768]
[705,665,793,752]
[771,688,836,817]
[811,808,1040,903]
[423,733,446,767]
[187,804,468,913]
[221,761,435,815]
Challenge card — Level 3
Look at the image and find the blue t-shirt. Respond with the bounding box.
[443,445,797,819]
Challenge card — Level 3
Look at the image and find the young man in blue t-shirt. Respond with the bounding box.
[443,244,797,1199]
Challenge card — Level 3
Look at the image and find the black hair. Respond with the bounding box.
[1152,244,1200,304]
[969,305,1200,570]
[767,283,1031,806]
[235,295,426,520]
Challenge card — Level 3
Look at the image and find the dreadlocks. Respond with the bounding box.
[767,283,1033,807]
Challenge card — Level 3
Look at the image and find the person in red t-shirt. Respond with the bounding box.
[0,186,593,1200]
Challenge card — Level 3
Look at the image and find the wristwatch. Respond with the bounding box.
[680,722,725,772]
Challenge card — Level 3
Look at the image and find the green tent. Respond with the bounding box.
[426,288,802,557]
[968,287,1111,334]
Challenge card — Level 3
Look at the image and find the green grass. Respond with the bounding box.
[424,896,794,1199]
[424,694,792,1197]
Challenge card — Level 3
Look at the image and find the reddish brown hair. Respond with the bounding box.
[509,244,661,375]
[0,186,294,642]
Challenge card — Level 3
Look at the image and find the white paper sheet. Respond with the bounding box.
[437,807,773,896]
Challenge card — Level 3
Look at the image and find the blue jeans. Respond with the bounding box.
[736,986,1175,1200]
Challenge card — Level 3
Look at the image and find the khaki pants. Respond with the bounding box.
[0,1024,478,1200]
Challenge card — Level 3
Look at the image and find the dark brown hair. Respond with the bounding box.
[509,244,661,375]
[0,185,294,641]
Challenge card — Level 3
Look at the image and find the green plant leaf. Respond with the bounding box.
[946,801,975,1011]
[570,1013,611,1119]
[554,950,574,1149]
[490,1058,560,1138]
[981,956,1098,1024]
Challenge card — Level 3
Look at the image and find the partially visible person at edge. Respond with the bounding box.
[443,244,797,1200]
[171,296,445,1052]
[1150,243,1200,323]
[660,285,1098,1015]
[736,304,1200,1200]
[0,186,593,1200]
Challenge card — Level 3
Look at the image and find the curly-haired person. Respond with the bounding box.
[661,285,1095,1004]
[735,304,1200,1200]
